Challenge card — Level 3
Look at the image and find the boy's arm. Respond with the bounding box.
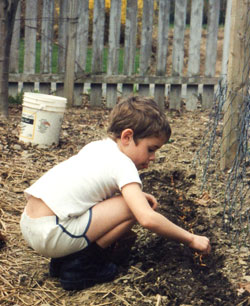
[121,183,211,254]
[143,192,158,210]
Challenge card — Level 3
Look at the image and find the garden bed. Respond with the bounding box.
[0,103,249,305]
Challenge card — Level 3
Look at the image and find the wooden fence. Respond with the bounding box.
[9,0,231,109]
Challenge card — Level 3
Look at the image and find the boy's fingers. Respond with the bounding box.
[202,243,211,255]
[191,236,211,254]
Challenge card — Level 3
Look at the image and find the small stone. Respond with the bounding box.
[13,144,22,151]
[240,246,249,253]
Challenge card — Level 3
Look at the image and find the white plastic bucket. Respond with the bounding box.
[19,92,67,147]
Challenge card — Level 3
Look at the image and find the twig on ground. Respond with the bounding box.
[156,294,161,306]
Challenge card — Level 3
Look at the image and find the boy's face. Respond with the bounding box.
[123,134,166,170]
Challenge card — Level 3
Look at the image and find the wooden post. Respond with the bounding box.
[64,0,78,106]
[220,0,249,170]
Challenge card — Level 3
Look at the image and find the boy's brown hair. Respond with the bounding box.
[107,96,171,143]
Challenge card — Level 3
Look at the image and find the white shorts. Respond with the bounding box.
[20,208,92,258]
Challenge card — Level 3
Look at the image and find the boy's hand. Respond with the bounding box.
[143,192,158,210]
[188,234,211,254]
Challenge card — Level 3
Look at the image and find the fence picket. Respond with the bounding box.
[23,0,38,74]
[123,0,138,96]
[221,0,232,77]
[64,0,78,106]
[40,0,54,74]
[202,84,215,109]
[187,0,204,76]
[205,0,220,77]
[90,0,105,107]
[106,0,122,108]
[138,0,154,96]
[203,0,220,109]
[186,0,204,110]
[58,0,68,73]
[170,0,187,110]
[172,0,187,76]
[154,0,170,109]
[40,82,51,94]
[76,0,89,73]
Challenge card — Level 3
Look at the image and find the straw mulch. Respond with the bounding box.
[0,103,249,305]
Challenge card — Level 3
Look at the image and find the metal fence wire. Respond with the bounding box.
[194,6,250,246]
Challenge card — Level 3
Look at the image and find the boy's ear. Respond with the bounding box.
[120,129,134,144]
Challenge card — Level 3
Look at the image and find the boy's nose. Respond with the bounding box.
[149,153,155,161]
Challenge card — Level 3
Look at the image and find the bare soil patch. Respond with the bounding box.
[0,104,249,305]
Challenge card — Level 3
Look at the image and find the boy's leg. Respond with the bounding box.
[96,219,135,248]
[53,196,136,290]
[86,195,136,248]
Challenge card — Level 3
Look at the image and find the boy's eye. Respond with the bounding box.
[148,148,156,153]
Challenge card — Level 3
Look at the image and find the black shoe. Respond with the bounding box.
[49,249,85,278]
[60,261,117,291]
[49,257,63,278]
[49,243,111,278]
[49,244,118,291]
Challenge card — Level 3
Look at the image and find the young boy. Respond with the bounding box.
[20,96,211,291]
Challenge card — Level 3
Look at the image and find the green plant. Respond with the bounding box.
[8,91,24,104]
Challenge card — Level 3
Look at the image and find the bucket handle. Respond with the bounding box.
[38,103,46,110]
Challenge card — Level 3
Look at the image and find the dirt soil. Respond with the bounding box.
[0,103,249,306]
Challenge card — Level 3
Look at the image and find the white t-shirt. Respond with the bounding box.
[25,138,142,220]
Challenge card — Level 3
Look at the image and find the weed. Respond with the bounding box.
[8,91,24,105]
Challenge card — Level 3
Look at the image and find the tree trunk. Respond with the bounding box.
[0,0,19,118]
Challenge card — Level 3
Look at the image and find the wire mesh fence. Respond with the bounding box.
[194,84,250,247]
[194,4,250,246]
